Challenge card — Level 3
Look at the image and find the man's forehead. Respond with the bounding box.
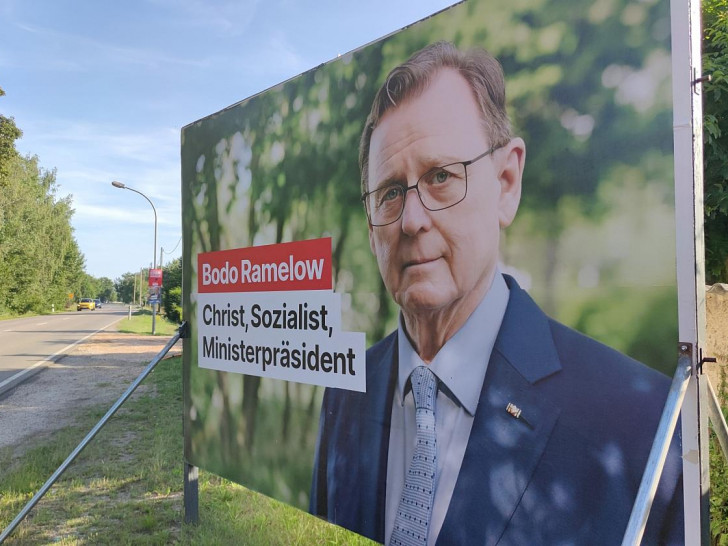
[367,72,488,185]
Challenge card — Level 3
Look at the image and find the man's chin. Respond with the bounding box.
[397,286,453,315]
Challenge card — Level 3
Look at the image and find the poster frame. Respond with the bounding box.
[671,0,706,540]
[179,0,710,540]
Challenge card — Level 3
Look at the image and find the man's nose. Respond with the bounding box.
[400,186,432,235]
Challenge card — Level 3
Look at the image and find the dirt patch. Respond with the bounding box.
[0,332,181,453]
[705,288,728,395]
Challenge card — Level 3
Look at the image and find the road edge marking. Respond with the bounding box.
[0,316,126,396]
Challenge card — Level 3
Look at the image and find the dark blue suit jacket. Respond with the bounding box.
[310,275,683,545]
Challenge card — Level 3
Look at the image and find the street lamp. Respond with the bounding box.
[111,180,159,334]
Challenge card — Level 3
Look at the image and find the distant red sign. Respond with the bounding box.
[149,268,163,287]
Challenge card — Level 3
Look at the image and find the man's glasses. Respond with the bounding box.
[361,143,505,227]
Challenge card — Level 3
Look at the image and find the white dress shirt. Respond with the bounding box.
[384,272,510,546]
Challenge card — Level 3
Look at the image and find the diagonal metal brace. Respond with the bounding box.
[0,331,181,543]
[706,376,728,459]
[621,347,692,546]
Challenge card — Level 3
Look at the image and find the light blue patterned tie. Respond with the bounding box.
[390,365,438,546]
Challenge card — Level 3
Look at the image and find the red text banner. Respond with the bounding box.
[198,237,332,294]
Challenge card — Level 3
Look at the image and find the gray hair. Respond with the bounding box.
[359,41,512,194]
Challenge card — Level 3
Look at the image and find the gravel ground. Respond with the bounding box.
[0,331,182,452]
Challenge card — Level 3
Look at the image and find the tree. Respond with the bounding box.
[0,86,21,184]
[161,258,182,322]
[0,84,90,314]
[0,153,86,313]
[703,0,728,283]
[115,273,135,304]
[95,277,117,302]
[76,273,99,300]
[115,271,148,304]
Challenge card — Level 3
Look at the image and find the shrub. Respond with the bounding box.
[163,286,182,323]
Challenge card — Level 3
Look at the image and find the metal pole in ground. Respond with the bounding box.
[184,462,199,524]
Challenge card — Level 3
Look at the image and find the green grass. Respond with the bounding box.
[116,308,179,336]
[0,356,374,545]
[711,366,728,545]
[0,303,76,321]
[0,311,42,321]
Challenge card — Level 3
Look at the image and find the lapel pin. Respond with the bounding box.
[506,402,533,429]
[506,402,522,418]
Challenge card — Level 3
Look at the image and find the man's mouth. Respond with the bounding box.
[403,257,439,269]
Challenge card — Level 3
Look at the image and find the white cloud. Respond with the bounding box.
[19,119,179,169]
[73,202,178,226]
[149,0,261,36]
[13,22,209,71]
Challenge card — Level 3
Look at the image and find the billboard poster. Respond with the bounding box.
[148,268,163,287]
[181,0,684,542]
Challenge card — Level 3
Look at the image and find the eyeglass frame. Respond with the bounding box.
[361,142,507,227]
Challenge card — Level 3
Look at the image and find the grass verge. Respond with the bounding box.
[711,367,728,545]
[0,312,42,321]
[0,355,374,545]
[116,309,179,336]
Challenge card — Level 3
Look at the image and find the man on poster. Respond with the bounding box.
[310,42,683,545]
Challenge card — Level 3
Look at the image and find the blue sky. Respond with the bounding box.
[0,0,455,280]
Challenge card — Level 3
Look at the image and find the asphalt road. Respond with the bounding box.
[0,303,128,395]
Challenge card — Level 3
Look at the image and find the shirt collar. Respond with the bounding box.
[397,271,510,415]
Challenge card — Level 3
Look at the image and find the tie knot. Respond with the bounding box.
[410,366,437,411]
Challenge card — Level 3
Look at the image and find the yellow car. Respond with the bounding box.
[77,298,96,311]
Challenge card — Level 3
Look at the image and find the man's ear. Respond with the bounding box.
[497,137,525,228]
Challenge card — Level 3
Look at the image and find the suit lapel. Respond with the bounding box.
[438,277,563,545]
[357,332,398,541]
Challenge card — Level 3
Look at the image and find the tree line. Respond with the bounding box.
[0,85,87,314]
[0,87,182,316]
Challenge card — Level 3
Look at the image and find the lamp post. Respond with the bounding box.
[112,180,158,334]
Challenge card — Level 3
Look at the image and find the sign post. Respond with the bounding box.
[149,268,163,334]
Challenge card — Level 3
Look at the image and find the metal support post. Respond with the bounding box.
[184,461,199,524]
